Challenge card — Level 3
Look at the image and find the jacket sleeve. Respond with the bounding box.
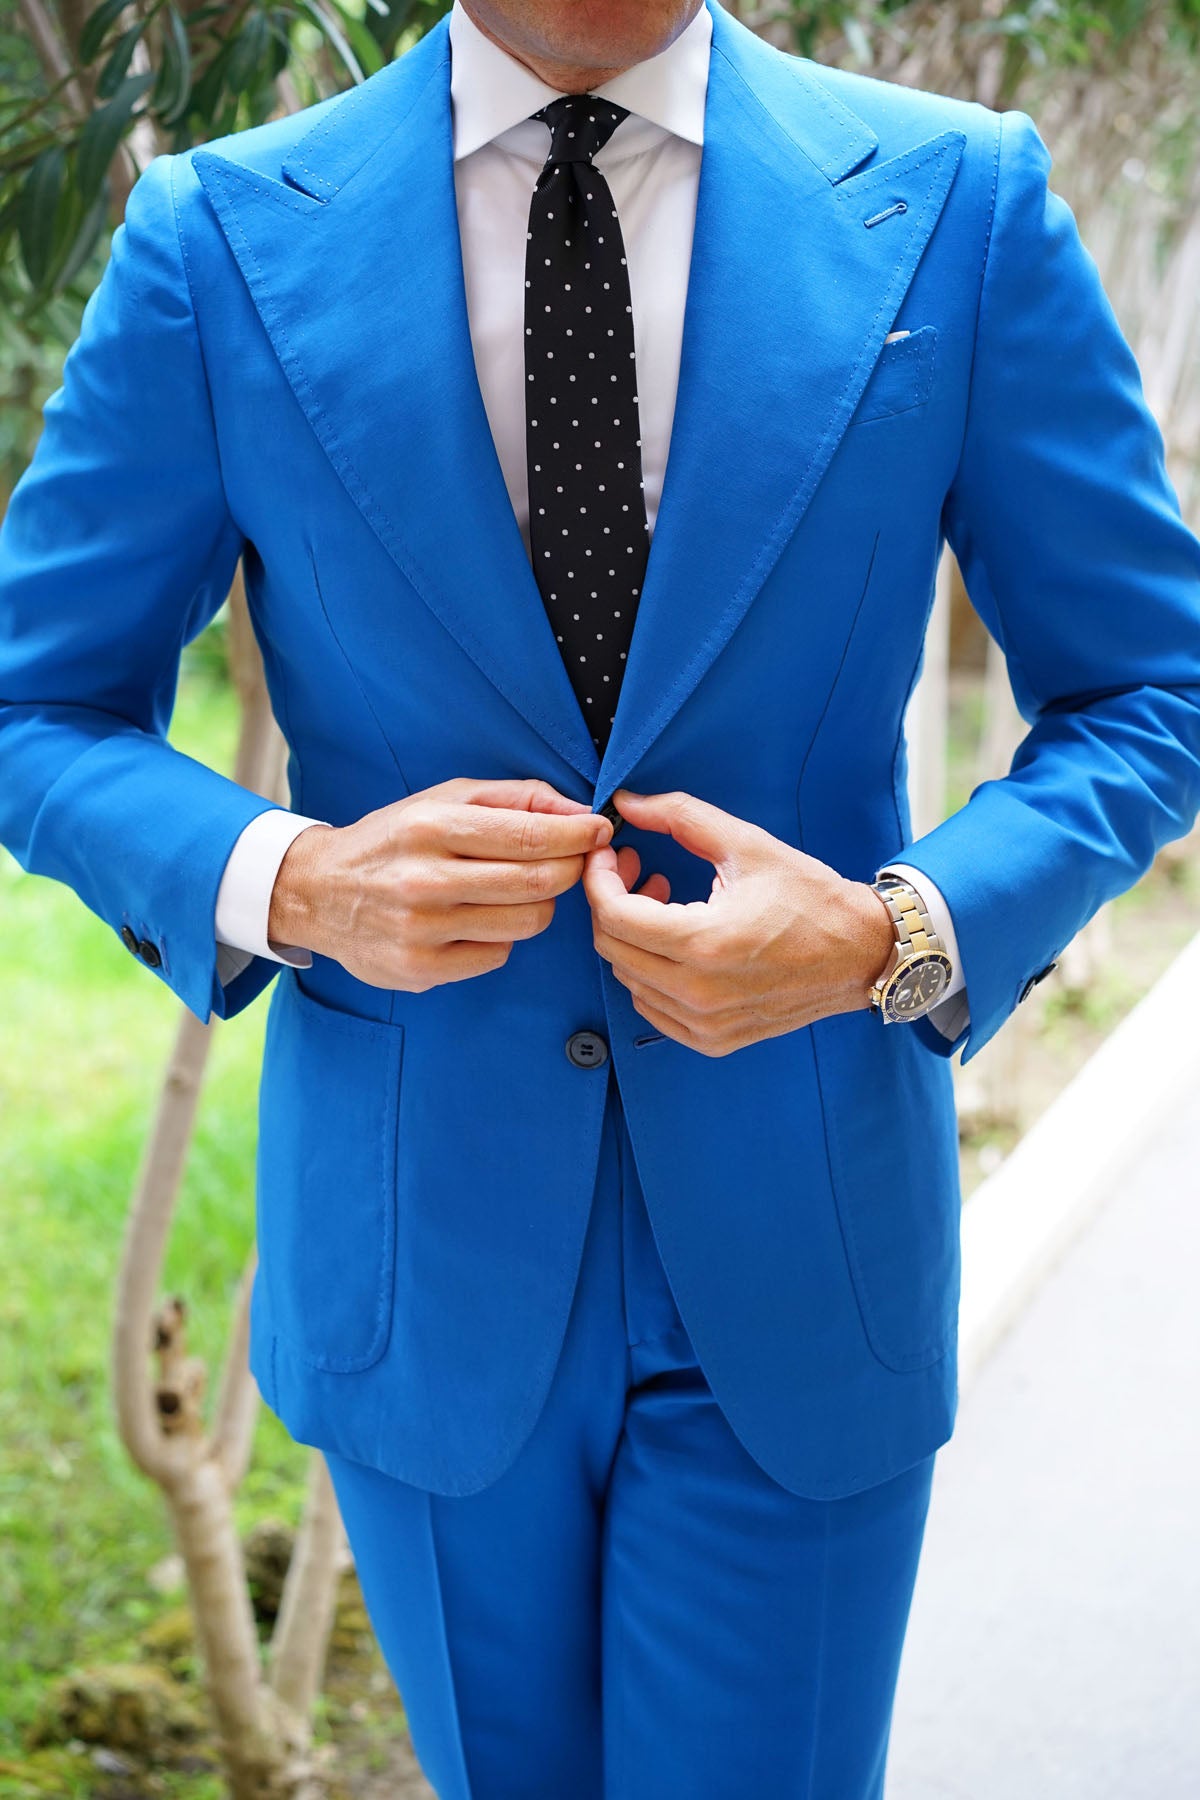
[884,106,1200,1064]
[0,150,284,1024]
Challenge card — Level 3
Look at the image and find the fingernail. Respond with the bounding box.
[619,789,645,800]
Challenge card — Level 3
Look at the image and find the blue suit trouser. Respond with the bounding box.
[324,1064,936,1798]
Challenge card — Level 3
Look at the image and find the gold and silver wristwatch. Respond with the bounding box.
[867,876,954,1023]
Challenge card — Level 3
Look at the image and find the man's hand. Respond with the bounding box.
[583,788,896,1057]
[268,777,612,991]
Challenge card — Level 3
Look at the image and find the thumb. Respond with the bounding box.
[611,789,751,871]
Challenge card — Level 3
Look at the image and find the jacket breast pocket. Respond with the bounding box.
[256,971,402,1373]
[851,324,937,426]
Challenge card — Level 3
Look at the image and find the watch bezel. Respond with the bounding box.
[875,949,953,1023]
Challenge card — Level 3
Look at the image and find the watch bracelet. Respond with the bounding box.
[873,877,943,958]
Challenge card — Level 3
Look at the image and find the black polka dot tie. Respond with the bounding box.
[524,94,649,758]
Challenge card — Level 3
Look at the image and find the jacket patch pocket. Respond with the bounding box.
[256,971,402,1373]
[851,325,937,426]
[811,1005,960,1372]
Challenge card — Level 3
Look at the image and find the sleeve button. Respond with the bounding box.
[1019,960,1058,1003]
[120,925,140,954]
[138,938,162,969]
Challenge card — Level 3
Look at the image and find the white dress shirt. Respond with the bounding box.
[214,0,967,1037]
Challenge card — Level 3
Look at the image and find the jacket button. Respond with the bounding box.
[597,798,625,842]
[120,925,139,954]
[565,1029,608,1069]
[138,938,162,969]
[1019,959,1058,1003]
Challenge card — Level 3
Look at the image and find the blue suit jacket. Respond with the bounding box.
[3,0,1200,1498]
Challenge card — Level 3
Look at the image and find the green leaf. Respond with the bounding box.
[96,17,149,101]
[0,129,68,177]
[264,17,292,80]
[293,0,366,82]
[152,3,193,126]
[329,1,385,75]
[224,11,271,93]
[0,183,22,258]
[17,144,66,290]
[40,176,85,293]
[186,41,232,125]
[80,0,139,66]
[75,71,156,208]
[50,189,111,294]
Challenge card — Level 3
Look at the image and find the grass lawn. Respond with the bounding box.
[0,655,324,1796]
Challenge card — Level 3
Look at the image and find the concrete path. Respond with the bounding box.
[885,1086,1200,1798]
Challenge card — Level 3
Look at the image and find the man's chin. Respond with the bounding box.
[465,0,702,85]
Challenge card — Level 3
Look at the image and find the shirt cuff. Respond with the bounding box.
[875,862,969,1041]
[215,808,329,975]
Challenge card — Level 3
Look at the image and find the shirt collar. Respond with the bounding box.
[448,0,711,162]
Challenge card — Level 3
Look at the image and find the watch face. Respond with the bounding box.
[882,953,952,1022]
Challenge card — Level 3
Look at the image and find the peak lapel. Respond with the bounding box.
[192,18,602,784]
[596,0,966,796]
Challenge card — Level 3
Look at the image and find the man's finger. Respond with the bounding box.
[615,843,671,904]
[438,803,611,859]
[583,848,697,955]
[611,788,748,868]
[455,777,596,816]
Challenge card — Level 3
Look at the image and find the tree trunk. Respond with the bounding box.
[109,565,349,1798]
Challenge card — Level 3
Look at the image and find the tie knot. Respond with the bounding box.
[532,94,629,167]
